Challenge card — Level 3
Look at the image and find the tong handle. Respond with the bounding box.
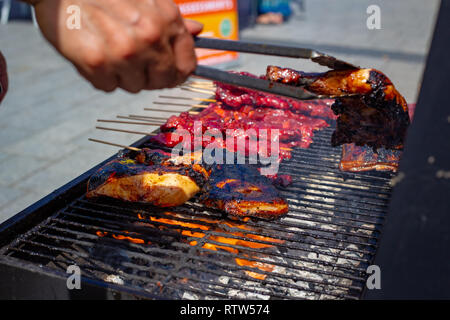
[194,37,317,59]
[194,37,359,70]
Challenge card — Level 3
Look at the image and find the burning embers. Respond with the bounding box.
[96,211,285,281]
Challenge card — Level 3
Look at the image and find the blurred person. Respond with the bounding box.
[0,0,203,102]
[257,0,292,24]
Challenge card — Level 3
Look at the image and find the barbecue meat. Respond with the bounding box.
[87,150,210,207]
[338,103,416,172]
[339,143,401,172]
[266,66,410,150]
[200,164,289,220]
[151,102,329,161]
[214,72,337,119]
[86,150,288,220]
[87,160,201,207]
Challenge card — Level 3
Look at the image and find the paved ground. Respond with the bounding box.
[0,0,440,223]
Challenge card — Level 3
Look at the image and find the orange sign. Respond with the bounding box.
[175,0,239,66]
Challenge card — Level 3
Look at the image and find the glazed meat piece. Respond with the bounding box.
[151,102,329,162]
[265,174,293,187]
[87,150,289,219]
[200,164,289,220]
[339,144,401,172]
[338,103,416,172]
[87,150,210,207]
[266,66,410,150]
[214,72,337,119]
[86,160,201,206]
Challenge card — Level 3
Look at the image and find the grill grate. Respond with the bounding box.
[0,126,394,300]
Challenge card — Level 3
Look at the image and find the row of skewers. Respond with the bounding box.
[90,79,296,153]
[92,80,221,150]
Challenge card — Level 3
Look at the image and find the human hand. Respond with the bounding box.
[32,0,203,92]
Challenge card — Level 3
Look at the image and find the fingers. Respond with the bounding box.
[53,0,202,93]
[184,19,204,35]
[101,0,141,25]
[76,65,119,92]
[172,29,198,85]
[116,60,148,93]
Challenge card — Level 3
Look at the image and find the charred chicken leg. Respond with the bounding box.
[266,66,410,150]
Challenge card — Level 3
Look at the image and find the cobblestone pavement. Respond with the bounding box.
[0,0,440,222]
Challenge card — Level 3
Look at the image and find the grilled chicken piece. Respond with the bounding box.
[87,150,210,207]
[266,66,410,150]
[200,164,289,220]
[87,149,289,219]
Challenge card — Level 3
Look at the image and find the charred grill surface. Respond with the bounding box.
[266,66,410,150]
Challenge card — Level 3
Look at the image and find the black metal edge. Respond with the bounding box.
[0,135,152,248]
[0,256,160,299]
[363,1,450,299]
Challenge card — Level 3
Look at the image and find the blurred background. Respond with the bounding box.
[0,0,440,222]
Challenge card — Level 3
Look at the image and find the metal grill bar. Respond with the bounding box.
[39,225,366,282]
[7,230,359,299]
[67,199,377,254]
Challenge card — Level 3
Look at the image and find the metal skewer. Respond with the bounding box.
[88,138,141,151]
[179,86,215,95]
[95,126,158,136]
[144,107,200,115]
[158,95,216,103]
[153,101,207,108]
[97,119,163,126]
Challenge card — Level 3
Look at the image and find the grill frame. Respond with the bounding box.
[0,124,395,300]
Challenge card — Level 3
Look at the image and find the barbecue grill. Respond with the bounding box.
[0,124,394,300]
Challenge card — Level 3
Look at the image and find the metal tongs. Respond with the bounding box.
[193,37,359,100]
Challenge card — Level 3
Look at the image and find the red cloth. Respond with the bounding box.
[0,51,7,104]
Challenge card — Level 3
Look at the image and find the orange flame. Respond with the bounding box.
[147,213,283,280]
[96,212,284,280]
[96,230,147,245]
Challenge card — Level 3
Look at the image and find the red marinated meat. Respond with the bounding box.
[150,103,329,161]
[214,72,337,120]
